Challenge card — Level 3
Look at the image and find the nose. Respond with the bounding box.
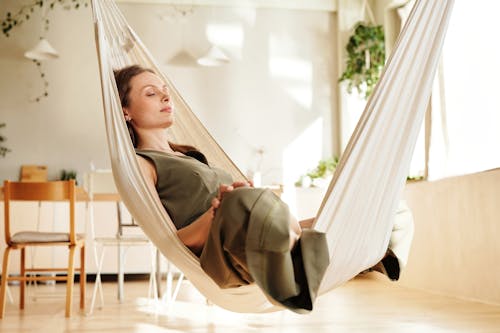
[161,90,170,103]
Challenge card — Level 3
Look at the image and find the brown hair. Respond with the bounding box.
[113,65,199,155]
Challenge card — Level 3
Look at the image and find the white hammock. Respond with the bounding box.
[91,0,454,312]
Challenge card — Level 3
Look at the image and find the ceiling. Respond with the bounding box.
[115,0,337,11]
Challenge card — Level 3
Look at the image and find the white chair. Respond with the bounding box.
[85,170,157,314]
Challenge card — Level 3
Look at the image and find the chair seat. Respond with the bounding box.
[10,231,85,244]
[94,236,150,246]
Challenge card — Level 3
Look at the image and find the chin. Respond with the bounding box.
[164,119,174,128]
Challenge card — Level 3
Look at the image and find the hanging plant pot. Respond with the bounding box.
[339,22,385,99]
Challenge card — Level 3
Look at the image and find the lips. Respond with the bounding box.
[160,106,173,113]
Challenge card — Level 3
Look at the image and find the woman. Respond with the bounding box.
[113,65,413,312]
[114,65,329,312]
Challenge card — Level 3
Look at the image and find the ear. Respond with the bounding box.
[123,107,132,121]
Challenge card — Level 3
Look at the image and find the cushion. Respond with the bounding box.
[10,231,85,244]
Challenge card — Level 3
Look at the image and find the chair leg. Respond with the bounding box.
[6,284,14,304]
[148,244,157,301]
[88,244,106,315]
[80,245,86,310]
[118,244,124,302]
[0,247,12,319]
[20,248,25,310]
[65,245,76,318]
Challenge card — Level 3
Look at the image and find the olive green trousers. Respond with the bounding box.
[200,188,329,313]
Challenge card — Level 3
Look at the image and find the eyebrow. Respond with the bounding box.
[141,84,168,91]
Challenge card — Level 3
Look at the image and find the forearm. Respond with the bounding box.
[177,208,214,256]
[299,217,315,229]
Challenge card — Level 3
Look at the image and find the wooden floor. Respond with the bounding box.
[0,272,499,332]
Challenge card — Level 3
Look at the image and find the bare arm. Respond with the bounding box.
[299,217,315,229]
[176,205,216,256]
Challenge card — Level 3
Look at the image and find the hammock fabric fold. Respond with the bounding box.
[91,0,454,312]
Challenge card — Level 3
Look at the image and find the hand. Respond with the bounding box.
[209,184,232,212]
[217,184,234,201]
[211,181,253,211]
[211,197,220,210]
[231,180,253,188]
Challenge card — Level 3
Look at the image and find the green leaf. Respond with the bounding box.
[339,22,385,99]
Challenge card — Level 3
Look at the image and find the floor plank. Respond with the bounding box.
[0,272,499,332]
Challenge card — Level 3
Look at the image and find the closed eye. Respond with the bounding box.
[144,86,168,98]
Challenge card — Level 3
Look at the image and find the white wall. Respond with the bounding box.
[0,1,337,187]
[402,169,500,305]
[0,1,104,184]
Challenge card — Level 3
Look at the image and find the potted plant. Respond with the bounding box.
[339,22,385,99]
[295,157,339,188]
[293,157,338,219]
[60,169,78,184]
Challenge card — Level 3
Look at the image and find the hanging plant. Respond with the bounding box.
[1,0,88,37]
[0,123,12,157]
[1,0,88,102]
[28,59,50,102]
[339,22,385,99]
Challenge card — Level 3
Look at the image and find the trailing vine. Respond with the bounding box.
[339,22,385,99]
[27,59,50,102]
[1,0,88,37]
[1,0,88,102]
[0,123,11,157]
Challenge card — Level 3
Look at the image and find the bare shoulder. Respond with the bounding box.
[136,154,157,185]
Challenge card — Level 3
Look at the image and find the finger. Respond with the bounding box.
[211,197,220,209]
[232,181,247,188]
[218,184,227,199]
[219,184,231,194]
[221,186,233,199]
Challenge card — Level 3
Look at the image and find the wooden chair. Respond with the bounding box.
[0,180,85,318]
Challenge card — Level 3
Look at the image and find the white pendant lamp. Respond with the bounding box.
[166,49,198,67]
[24,38,59,61]
[197,45,230,66]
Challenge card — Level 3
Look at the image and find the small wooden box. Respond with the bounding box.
[20,165,48,182]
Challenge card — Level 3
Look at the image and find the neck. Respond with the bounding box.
[135,128,173,152]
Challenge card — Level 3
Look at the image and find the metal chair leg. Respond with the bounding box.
[87,245,106,315]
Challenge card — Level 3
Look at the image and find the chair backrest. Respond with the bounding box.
[85,170,138,238]
[85,170,119,200]
[3,180,76,244]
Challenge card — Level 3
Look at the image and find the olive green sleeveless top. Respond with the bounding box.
[135,149,233,229]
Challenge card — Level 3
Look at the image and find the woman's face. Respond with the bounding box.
[123,71,174,130]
